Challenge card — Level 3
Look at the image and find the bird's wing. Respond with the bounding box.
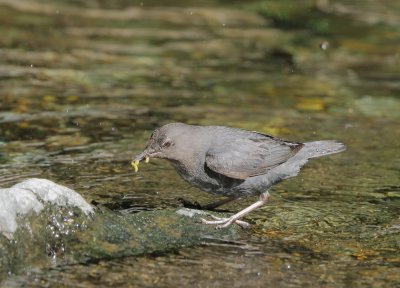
[205,133,303,180]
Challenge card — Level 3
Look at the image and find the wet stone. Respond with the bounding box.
[1,0,400,286]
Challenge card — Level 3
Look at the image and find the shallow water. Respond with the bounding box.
[0,0,399,286]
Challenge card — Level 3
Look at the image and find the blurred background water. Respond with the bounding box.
[0,0,399,286]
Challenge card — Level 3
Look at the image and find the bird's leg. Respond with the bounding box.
[201,191,270,228]
[202,196,238,210]
[206,214,252,228]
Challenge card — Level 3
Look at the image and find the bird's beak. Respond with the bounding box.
[131,148,157,172]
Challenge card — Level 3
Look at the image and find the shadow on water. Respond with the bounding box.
[0,0,399,286]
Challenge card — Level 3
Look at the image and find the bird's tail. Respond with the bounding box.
[303,140,346,159]
[268,140,345,183]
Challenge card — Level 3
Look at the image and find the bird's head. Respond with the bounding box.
[131,123,199,171]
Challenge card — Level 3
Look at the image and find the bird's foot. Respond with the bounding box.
[201,214,251,229]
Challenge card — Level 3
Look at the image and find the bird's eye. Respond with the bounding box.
[162,140,172,148]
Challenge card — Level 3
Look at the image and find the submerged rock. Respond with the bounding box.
[72,207,239,264]
[0,179,239,281]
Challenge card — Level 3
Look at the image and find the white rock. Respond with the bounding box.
[176,208,207,218]
[0,178,93,238]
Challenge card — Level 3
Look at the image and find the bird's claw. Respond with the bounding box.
[201,215,251,228]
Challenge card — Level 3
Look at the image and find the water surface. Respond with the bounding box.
[0,0,399,286]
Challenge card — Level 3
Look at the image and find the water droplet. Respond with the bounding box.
[320,41,330,50]
[345,123,353,129]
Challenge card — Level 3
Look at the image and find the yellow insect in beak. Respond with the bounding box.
[131,157,150,173]
[131,160,140,172]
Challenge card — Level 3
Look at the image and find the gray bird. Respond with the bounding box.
[132,123,345,228]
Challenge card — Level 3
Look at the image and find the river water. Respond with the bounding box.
[0,0,399,286]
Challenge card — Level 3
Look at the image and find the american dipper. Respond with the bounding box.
[132,123,345,228]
